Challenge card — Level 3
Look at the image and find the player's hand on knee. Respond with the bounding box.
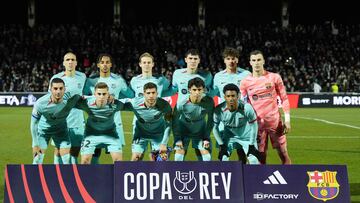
[203,139,210,149]
[283,121,291,134]
[218,144,229,160]
[175,140,183,149]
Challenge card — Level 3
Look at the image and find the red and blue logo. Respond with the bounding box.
[307,170,340,202]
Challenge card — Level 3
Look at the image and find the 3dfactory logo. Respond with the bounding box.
[307,170,340,202]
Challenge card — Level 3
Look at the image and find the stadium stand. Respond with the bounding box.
[0,22,359,92]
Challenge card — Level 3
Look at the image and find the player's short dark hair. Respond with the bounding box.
[223,83,239,95]
[249,50,264,58]
[50,78,65,87]
[97,53,113,64]
[222,47,239,59]
[95,82,109,90]
[144,82,157,91]
[185,49,200,58]
[188,77,205,89]
[64,51,76,57]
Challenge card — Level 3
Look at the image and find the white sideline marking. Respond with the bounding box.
[293,116,360,130]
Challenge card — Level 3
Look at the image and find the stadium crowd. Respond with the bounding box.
[0,22,359,93]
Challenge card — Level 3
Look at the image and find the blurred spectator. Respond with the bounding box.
[331,82,339,93]
[313,80,322,93]
[0,23,359,93]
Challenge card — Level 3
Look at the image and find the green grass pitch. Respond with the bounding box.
[0,107,359,202]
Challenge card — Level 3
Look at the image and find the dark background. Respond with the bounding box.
[1,0,359,25]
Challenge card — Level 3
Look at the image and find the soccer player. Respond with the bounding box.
[172,49,213,160]
[76,82,125,164]
[31,78,80,164]
[213,47,251,101]
[240,50,291,164]
[172,49,213,102]
[130,53,173,160]
[212,47,251,159]
[128,82,172,161]
[50,52,86,164]
[213,84,259,164]
[130,52,172,98]
[173,77,214,161]
[84,53,134,163]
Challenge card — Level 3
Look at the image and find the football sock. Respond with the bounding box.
[70,156,78,164]
[61,154,71,164]
[201,153,211,161]
[91,156,99,164]
[33,153,45,164]
[248,154,260,164]
[174,153,184,161]
[54,155,62,164]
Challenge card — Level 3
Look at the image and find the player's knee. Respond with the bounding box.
[112,155,122,162]
[131,153,142,161]
[176,149,185,155]
[81,156,92,164]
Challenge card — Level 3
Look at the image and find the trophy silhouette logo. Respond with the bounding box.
[173,171,197,194]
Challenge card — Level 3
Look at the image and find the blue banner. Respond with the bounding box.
[4,164,350,203]
[114,162,244,203]
[4,164,113,203]
[243,165,350,203]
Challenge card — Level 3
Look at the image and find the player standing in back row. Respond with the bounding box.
[84,53,134,163]
[50,52,86,164]
[240,50,291,164]
[171,49,213,161]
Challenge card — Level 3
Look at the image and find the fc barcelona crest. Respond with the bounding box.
[307,170,340,202]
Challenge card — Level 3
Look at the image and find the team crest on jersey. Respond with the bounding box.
[111,83,116,89]
[265,83,272,89]
[154,113,162,120]
[307,170,340,202]
[78,83,82,89]
[138,93,143,97]
[181,89,188,94]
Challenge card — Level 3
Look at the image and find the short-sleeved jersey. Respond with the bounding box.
[172,68,213,102]
[213,68,250,100]
[213,101,257,144]
[50,71,86,128]
[32,94,80,135]
[83,73,134,99]
[127,97,172,138]
[75,96,125,137]
[240,71,290,124]
[130,74,171,98]
[174,95,214,139]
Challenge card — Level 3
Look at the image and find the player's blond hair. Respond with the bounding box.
[139,52,154,62]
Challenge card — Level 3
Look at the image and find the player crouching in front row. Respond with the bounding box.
[172,77,214,161]
[213,84,260,164]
